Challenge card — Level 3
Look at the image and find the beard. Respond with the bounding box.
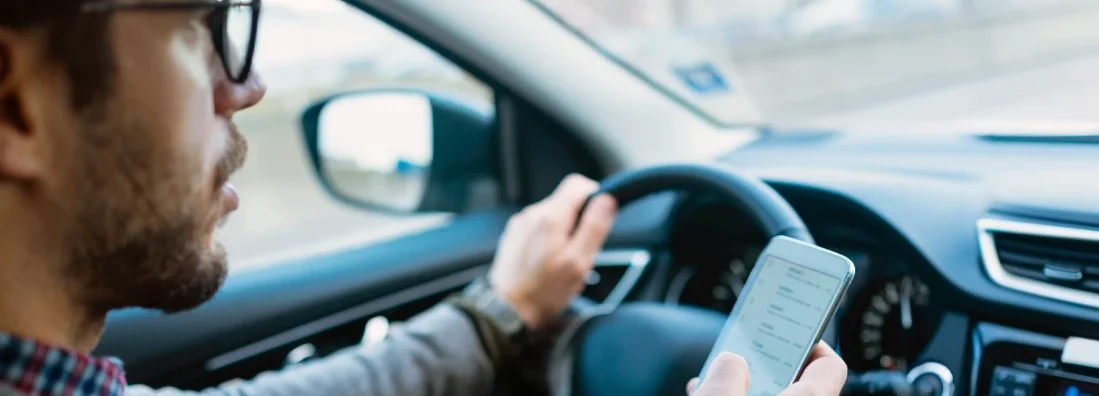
[61,106,246,315]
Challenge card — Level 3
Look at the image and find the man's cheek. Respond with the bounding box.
[164,35,223,177]
[169,18,217,90]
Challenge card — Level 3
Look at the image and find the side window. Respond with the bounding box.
[225,0,495,272]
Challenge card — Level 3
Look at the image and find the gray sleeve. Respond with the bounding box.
[125,304,495,396]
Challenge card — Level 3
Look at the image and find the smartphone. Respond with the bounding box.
[697,236,855,396]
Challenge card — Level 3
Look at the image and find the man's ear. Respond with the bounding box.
[0,28,42,181]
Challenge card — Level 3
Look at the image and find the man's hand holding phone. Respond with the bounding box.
[688,342,848,396]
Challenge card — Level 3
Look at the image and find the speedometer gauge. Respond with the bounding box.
[667,245,761,313]
[842,275,936,372]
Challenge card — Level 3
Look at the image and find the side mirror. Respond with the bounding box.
[301,89,499,214]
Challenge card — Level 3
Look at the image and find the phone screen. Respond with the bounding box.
[704,255,844,396]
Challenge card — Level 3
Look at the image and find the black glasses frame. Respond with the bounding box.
[82,0,262,84]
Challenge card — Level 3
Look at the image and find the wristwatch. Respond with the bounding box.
[455,276,527,338]
[448,276,530,364]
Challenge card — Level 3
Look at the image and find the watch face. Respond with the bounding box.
[492,305,524,335]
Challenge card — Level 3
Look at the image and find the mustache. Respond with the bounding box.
[215,122,248,187]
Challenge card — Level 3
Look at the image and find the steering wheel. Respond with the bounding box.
[547,163,823,396]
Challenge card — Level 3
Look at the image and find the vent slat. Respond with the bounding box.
[1000,264,1046,280]
[993,233,1099,264]
[997,250,1052,268]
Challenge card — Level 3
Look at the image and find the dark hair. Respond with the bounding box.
[0,0,116,110]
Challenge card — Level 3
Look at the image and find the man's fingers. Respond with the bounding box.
[809,341,841,361]
[551,173,598,195]
[686,378,700,394]
[549,174,600,205]
[564,194,617,265]
[546,174,600,229]
[780,342,847,396]
[692,353,750,396]
[689,346,841,396]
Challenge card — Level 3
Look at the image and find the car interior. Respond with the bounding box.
[95,1,1099,396]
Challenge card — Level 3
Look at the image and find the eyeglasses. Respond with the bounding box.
[83,0,262,84]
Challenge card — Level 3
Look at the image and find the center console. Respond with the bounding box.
[973,323,1099,396]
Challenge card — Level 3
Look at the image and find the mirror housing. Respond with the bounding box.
[301,89,498,214]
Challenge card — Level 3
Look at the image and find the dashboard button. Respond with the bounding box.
[990,366,1036,396]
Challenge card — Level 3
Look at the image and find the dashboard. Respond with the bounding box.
[598,131,1099,395]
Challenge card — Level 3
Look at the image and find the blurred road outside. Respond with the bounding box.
[541,0,1099,122]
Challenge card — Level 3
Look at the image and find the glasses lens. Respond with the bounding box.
[222,4,254,79]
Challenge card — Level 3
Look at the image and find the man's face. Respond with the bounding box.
[9,2,266,313]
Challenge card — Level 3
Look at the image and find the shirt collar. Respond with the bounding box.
[0,332,126,396]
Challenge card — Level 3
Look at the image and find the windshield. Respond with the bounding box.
[533,0,1099,132]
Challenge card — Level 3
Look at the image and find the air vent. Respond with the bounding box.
[582,249,651,309]
[995,232,1099,289]
[978,218,1099,308]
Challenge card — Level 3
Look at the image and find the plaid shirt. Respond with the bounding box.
[0,332,126,396]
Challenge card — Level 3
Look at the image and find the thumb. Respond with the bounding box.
[692,353,750,396]
[687,378,700,394]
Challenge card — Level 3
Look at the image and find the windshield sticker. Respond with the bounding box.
[673,62,732,95]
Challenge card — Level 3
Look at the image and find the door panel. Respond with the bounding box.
[95,209,512,387]
[174,273,476,389]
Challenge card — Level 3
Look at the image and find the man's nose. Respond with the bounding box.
[215,72,268,116]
